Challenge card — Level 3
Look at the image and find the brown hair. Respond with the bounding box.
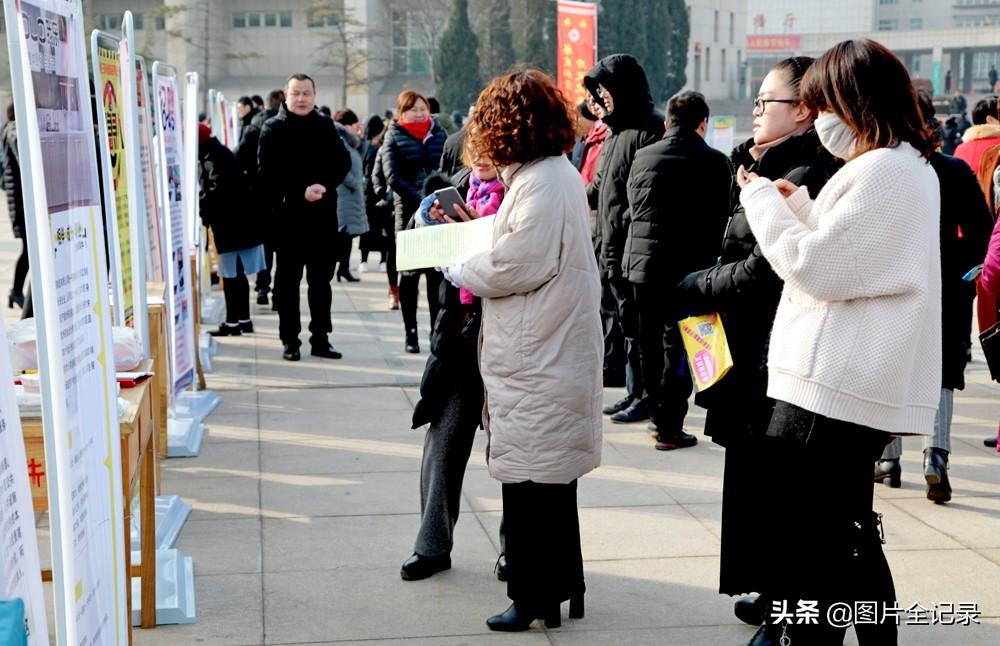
[395,90,429,119]
[467,69,576,167]
[800,39,935,159]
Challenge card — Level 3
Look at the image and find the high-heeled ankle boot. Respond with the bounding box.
[735,593,768,626]
[873,458,901,488]
[568,593,584,619]
[486,602,560,631]
[388,286,400,310]
[924,447,951,503]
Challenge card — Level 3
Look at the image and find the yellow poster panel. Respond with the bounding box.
[98,44,134,327]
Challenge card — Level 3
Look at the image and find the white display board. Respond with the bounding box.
[134,55,165,284]
[184,73,200,247]
[3,1,129,644]
[0,315,49,645]
[152,62,197,399]
[92,28,149,356]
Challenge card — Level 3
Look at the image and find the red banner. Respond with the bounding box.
[557,0,597,105]
[746,35,801,52]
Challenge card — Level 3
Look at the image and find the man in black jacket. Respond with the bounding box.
[248,89,283,305]
[626,92,731,450]
[585,54,665,424]
[258,74,350,361]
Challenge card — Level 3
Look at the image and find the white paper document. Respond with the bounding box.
[395,217,495,271]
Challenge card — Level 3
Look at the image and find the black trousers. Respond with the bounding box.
[400,269,442,335]
[633,283,691,432]
[609,277,643,402]
[601,276,625,385]
[11,238,28,296]
[222,258,250,325]
[765,401,897,645]
[255,237,276,294]
[335,232,354,274]
[502,480,584,611]
[275,248,335,350]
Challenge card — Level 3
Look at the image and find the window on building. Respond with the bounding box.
[910,18,923,29]
[307,10,339,27]
[233,12,246,28]
[391,11,430,75]
[974,51,1000,78]
[714,10,719,42]
[248,12,261,27]
[879,0,897,5]
[722,49,727,81]
[280,11,292,27]
[878,19,897,30]
[264,12,277,27]
[156,15,165,30]
[706,47,711,81]
[729,12,734,44]
[134,13,143,30]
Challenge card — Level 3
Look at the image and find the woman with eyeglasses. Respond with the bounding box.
[676,56,840,637]
[735,39,940,645]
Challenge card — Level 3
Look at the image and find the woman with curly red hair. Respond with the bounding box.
[440,69,603,631]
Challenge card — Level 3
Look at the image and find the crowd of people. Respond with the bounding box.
[12,35,989,645]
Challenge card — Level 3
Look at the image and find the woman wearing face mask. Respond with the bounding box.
[676,56,839,633]
[736,40,939,646]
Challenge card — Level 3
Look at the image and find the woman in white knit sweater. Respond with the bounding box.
[735,40,940,646]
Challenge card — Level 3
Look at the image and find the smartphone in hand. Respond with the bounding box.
[433,187,465,219]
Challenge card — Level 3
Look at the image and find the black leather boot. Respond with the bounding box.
[735,593,768,626]
[400,553,451,581]
[873,458,901,488]
[486,602,560,631]
[924,448,951,503]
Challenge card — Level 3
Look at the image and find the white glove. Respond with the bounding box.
[443,262,464,289]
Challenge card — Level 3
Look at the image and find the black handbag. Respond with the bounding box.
[979,321,1000,382]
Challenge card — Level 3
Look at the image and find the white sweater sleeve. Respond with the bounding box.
[741,171,930,303]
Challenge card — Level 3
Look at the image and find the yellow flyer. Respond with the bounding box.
[679,313,734,391]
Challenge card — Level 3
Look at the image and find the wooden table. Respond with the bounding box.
[21,374,159,639]
[147,284,169,469]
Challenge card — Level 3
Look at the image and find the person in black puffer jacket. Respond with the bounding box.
[1,104,28,310]
[380,89,447,353]
[258,74,350,361]
[625,91,732,452]
[674,57,840,642]
[246,89,283,305]
[584,54,665,424]
[199,124,265,336]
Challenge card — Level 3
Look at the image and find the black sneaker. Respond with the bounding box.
[603,396,634,415]
[239,320,254,334]
[209,324,242,337]
[986,437,998,448]
[655,429,698,451]
[256,290,269,305]
[610,401,650,424]
[311,343,343,359]
[282,345,301,361]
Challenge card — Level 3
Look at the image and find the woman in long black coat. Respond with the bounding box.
[380,90,447,353]
[675,57,839,633]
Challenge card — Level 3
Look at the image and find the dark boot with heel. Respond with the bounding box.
[924,447,951,503]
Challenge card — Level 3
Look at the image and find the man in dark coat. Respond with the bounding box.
[625,92,731,450]
[585,54,665,424]
[258,74,350,361]
[247,89,283,305]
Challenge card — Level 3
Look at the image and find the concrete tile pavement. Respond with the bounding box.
[0,215,997,643]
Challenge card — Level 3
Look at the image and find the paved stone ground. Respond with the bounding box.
[2,218,999,644]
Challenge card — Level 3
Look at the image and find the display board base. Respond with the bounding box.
[201,295,224,326]
[167,416,206,457]
[175,390,221,423]
[130,548,196,626]
[131,495,191,551]
[199,331,216,372]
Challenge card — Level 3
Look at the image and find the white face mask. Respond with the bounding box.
[815,112,857,160]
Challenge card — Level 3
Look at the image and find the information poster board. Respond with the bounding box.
[3,1,129,643]
[0,314,49,645]
[134,55,165,283]
[184,73,199,247]
[153,62,197,398]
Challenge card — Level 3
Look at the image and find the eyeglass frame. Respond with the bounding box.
[753,97,798,115]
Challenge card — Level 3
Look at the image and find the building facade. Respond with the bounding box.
[685,0,750,100]
[746,0,1000,101]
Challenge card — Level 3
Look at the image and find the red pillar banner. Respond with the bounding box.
[557,0,598,105]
